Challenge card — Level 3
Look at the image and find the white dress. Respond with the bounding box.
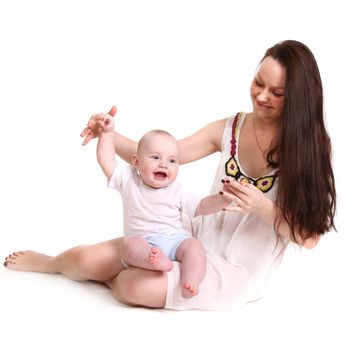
[165,113,288,310]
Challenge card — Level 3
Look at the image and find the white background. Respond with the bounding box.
[0,1,349,349]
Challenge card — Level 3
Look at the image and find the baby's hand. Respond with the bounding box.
[97,114,114,133]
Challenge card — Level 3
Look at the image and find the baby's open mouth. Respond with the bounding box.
[154,171,167,179]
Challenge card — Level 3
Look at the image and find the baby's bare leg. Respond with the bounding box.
[3,238,125,282]
[176,238,206,298]
[121,237,173,272]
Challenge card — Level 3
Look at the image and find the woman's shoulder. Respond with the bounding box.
[228,112,247,128]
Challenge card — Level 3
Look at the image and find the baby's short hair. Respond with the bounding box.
[137,129,177,154]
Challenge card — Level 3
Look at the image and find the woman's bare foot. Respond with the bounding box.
[148,247,173,272]
[3,250,57,273]
[182,281,199,298]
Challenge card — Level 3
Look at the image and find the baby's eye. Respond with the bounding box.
[169,159,177,163]
[151,155,160,160]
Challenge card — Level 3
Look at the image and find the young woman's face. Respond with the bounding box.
[250,56,286,120]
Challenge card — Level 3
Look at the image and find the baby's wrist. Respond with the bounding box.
[99,129,114,138]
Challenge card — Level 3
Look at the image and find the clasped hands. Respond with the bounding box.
[220,178,273,216]
[80,105,117,145]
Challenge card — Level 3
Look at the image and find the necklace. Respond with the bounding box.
[252,114,267,155]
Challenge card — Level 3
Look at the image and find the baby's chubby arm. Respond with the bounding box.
[96,114,117,180]
[194,189,232,217]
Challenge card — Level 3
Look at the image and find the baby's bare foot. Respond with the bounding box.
[148,247,173,272]
[3,250,56,273]
[182,281,199,298]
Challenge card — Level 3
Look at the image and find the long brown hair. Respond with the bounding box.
[263,40,336,241]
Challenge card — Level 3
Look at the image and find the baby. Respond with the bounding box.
[96,114,230,298]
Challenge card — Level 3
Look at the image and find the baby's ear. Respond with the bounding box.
[131,154,139,168]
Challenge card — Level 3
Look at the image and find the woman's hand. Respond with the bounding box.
[80,105,117,145]
[220,178,273,217]
[220,178,321,249]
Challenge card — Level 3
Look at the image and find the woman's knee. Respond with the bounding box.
[121,237,145,258]
[68,246,97,278]
[114,268,167,308]
[69,242,121,281]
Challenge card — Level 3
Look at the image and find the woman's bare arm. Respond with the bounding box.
[259,200,320,249]
[178,118,227,164]
[113,118,227,165]
[113,131,137,164]
[81,106,227,165]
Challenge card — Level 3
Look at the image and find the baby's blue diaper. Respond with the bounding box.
[145,232,190,261]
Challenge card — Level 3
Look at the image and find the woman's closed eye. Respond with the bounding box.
[273,91,284,97]
[255,78,284,97]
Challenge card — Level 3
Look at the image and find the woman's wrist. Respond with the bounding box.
[257,199,318,247]
[257,200,292,240]
[256,197,276,227]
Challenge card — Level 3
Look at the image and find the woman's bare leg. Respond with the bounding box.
[4,238,168,309]
[107,267,167,308]
[3,238,125,282]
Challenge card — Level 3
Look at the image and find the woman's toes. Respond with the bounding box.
[5,256,15,264]
[12,251,24,256]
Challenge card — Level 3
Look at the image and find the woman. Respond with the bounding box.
[4,40,336,310]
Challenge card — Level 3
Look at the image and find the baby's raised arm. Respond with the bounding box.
[96,114,117,180]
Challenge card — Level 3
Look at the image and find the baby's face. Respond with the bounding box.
[135,134,179,189]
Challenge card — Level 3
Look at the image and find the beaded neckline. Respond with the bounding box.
[225,112,279,193]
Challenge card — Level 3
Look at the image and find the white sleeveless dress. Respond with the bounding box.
[165,113,288,310]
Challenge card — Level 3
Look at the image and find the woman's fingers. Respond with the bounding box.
[224,178,250,195]
[88,115,97,128]
[220,178,262,214]
[223,205,244,213]
[222,182,248,204]
[108,105,117,116]
[80,116,97,145]
[80,126,91,138]
[220,190,240,204]
[81,132,94,146]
